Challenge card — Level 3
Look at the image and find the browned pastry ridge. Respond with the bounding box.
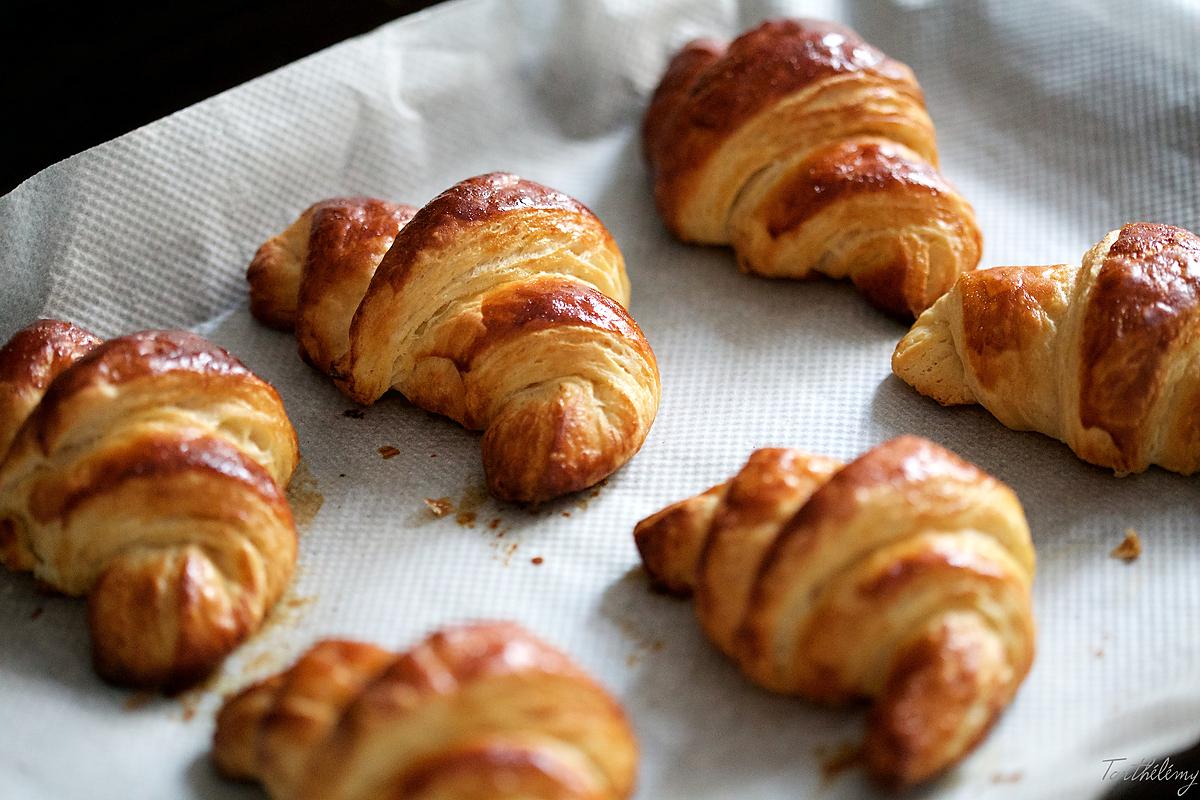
[634,436,1035,788]
[248,173,660,504]
[0,319,299,689]
[643,18,981,318]
[894,222,1200,475]
[213,621,638,800]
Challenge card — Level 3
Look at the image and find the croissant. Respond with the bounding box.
[893,222,1200,475]
[248,173,660,504]
[642,18,981,318]
[634,436,1035,788]
[212,621,638,800]
[0,320,299,689]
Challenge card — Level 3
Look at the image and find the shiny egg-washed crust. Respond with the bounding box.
[247,172,660,504]
[642,18,981,318]
[893,222,1200,475]
[0,321,299,690]
[634,436,1035,788]
[212,622,638,800]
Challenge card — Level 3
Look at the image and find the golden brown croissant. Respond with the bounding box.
[213,621,638,800]
[248,173,660,504]
[893,222,1200,475]
[634,436,1035,788]
[642,18,981,318]
[0,319,299,689]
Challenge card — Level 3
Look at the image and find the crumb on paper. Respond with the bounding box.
[488,517,501,530]
[123,690,155,711]
[424,497,453,518]
[456,510,477,528]
[1111,528,1142,562]
[991,771,1023,784]
[561,510,571,518]
[531,556,544,565]
[342,408,365,419]
[378,445,401,459]
[817,742,862,783]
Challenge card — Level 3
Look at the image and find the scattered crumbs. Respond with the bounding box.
[500,541,519,565]
[378,445,401,459]
[429,453,437,458]
[531,556,544,566]
[286,460,324,529]
[342,408,365,419]
[456,511,477,528]
[561,510,572,518]
[1111,528,1142,562]
[123,690,155,711]
[991,771,1023,784]
[338,473,346,478]
[590,487,601,498]
[816,742,862,783]
[613,613,665,666]
[30,606,43,620]
[424,497,454,518]
[487,518,502,530]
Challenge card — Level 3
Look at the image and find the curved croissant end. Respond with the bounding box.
[0,321,299,689]
[213,622,639,800]
[643,19,981,318]
[893,222,1200,475]
[634,436,1035,788]
[248,173,660,504]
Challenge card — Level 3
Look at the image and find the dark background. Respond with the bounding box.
[4,0,442,194]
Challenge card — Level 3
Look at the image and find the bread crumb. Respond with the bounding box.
[531,556,544,565]
[424,497,453,518]
[456,511,476,528]
[342,408,365,419]
[123,691,155,711]
[560,510,571,518]
[1111,529,1142,562]
[378,445,400,459]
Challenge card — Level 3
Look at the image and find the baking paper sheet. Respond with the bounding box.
[2,0,1199,797]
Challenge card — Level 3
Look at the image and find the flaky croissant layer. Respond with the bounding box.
[248,172,660,504]
[634,436,1036,788]
[893,222,1200,475]
[0,320,298,689]
[643,18,981,318]
[213,622,638,800]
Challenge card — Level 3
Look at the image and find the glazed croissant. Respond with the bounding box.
[643,18,981,318]
[213,622,638,800]
[634,436,1035,788]
[893,222,1200,475]
[0,319,298,689]
[248,173,660,504]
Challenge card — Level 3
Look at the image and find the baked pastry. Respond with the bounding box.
[893,222,1200,475]
[0,320,299,689]
[248,173,660,504]
[642,18,981,318]
[634,436,1035,787]
[213,621,638,799]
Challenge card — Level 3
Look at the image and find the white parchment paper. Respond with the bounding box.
[2,0,1199,797]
